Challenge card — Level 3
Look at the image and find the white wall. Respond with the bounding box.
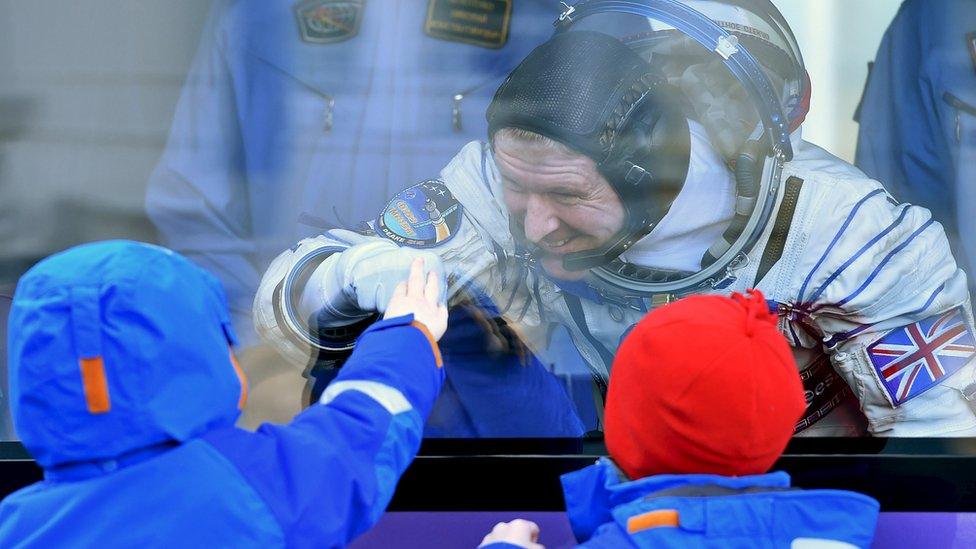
[775,0,903,161]
[0,1,211,276]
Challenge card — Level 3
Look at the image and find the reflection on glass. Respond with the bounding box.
[0,1,973,442]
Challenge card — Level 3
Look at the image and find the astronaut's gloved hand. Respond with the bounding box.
[298,240,446,326]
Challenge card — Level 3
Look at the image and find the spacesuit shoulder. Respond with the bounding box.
[373,141,513,255]
[783,153,959,324]
[787,140,870,181]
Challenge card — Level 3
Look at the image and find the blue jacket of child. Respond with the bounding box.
[486,458,880,549]
[0,240,444,548]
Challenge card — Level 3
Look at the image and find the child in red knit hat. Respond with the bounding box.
[481,290,879,549]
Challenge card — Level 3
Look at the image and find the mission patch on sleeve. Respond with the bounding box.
[866,306,976,406]
[376,180,463,248]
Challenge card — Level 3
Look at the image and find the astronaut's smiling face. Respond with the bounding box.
[493,131,625,281]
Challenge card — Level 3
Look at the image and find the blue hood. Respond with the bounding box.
[8,241,245,469]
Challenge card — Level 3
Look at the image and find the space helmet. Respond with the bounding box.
[489,0,808,296]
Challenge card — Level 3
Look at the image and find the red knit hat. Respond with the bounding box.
[604,290,806,479]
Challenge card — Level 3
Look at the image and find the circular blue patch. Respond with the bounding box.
[377,180,463,248]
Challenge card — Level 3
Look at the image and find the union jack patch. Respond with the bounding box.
[867,307,976,406]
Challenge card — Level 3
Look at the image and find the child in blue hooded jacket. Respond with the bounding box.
[0,240,447,548]
[481,291,880,549]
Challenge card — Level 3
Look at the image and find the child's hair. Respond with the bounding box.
[604,290,806,479]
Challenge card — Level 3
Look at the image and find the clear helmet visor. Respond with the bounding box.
[558,0,807,160]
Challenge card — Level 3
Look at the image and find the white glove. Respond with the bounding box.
[298,239,446,326]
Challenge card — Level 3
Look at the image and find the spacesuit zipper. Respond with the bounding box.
[754,177,804,286]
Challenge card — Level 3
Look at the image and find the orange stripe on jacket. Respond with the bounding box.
[626,509,680,534]
[410,321,443,368]
[229,349,248,409]
[79,357,111,414]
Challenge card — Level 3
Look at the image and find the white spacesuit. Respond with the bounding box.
[256,136,976,437]
[254,0,976,437]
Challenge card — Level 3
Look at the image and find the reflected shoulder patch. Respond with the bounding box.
[376,180,463,248]
[294,0,364,44]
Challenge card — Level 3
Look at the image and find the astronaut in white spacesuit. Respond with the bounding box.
[254,0,976,437]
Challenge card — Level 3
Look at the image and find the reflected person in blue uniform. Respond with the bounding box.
[146,0,556,347]
[144,1,589,436]
[855,0,976,300]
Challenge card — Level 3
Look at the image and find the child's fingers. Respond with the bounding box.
[424,271,441,305]
[392,281,407,299]
[407,258,425,297]
[521,520,540,542]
